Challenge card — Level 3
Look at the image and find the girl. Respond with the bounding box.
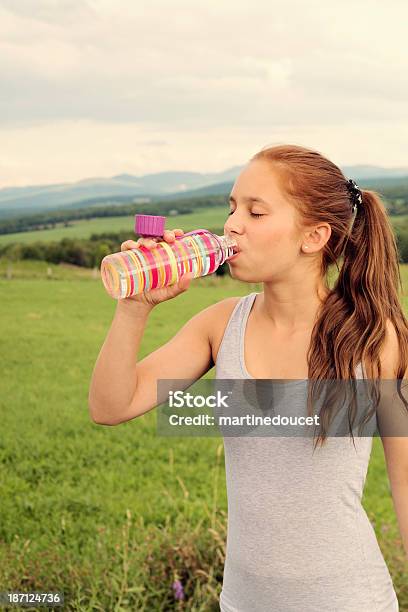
[89,144,408,611]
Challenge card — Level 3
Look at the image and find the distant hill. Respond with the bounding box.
[0,164,407,220]
[0,167,242,213]
[342,165,408,180]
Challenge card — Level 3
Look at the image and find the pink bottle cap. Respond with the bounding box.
[135,214,166,237]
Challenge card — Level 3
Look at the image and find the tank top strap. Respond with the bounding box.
[215,292,258,379]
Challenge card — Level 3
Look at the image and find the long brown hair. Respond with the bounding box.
[250,144,408,448]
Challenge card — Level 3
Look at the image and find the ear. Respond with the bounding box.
[303,223,331,252]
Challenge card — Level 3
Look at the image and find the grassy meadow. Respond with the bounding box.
[0,209,407,249]
[0,206,230,247]
[0,260,407,610]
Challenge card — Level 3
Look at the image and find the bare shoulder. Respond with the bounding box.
[201,296,242,366]
[361,318,399,379]
[379,318,401,379]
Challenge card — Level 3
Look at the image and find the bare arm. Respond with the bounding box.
[88,293,220,425]
[88,228,219,426]
[88,299,154,424]
[382,436,408,559]
[379,319,408,558]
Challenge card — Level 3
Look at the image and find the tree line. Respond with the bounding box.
[1,182,408,236]
[2,221,408,271]
[0,195,228,235]
[0,228,230,275]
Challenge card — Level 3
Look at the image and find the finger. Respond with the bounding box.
[173,228,184,236]
[121,239,140,251]
[162,229,176,242]
[142,239,159,248]
[143,236,163,246]
[163,272,191,297]
[122,238,158,251]
[178,272,194,289]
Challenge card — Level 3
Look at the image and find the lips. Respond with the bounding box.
[228,247,241,261]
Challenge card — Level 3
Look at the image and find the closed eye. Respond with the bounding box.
[228,211,264,218]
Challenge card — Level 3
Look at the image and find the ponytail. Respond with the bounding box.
[250,144,408,447]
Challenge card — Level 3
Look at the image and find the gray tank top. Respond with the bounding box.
[216,292,399,612]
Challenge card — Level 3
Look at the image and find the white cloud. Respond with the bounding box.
[0,0,407,186]
[1,118,407,188]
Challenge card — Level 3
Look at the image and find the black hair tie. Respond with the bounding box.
[346,178,363,214]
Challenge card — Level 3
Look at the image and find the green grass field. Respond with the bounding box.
[0,206,230,247]
[0,263,407,610]
[390,213,408,227]
[1,208,407,249]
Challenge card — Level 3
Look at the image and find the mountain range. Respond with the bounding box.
[0,164,407,219]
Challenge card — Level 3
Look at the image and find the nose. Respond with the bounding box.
[224,213,244,236]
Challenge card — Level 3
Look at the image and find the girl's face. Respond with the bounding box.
[224,160,305,283]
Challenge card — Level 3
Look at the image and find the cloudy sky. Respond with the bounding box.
[0,0,407,188]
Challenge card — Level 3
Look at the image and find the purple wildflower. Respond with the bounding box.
[172,579,185,600]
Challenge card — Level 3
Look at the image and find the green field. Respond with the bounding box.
[0,264,407,610]
[390,213,408,227]
[1,207,407,252]
[0,207,230,247]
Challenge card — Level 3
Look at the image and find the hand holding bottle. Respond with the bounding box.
[118,228,194,307]
[100,214,237,300]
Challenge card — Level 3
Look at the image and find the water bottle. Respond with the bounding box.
[100,214,238,299]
